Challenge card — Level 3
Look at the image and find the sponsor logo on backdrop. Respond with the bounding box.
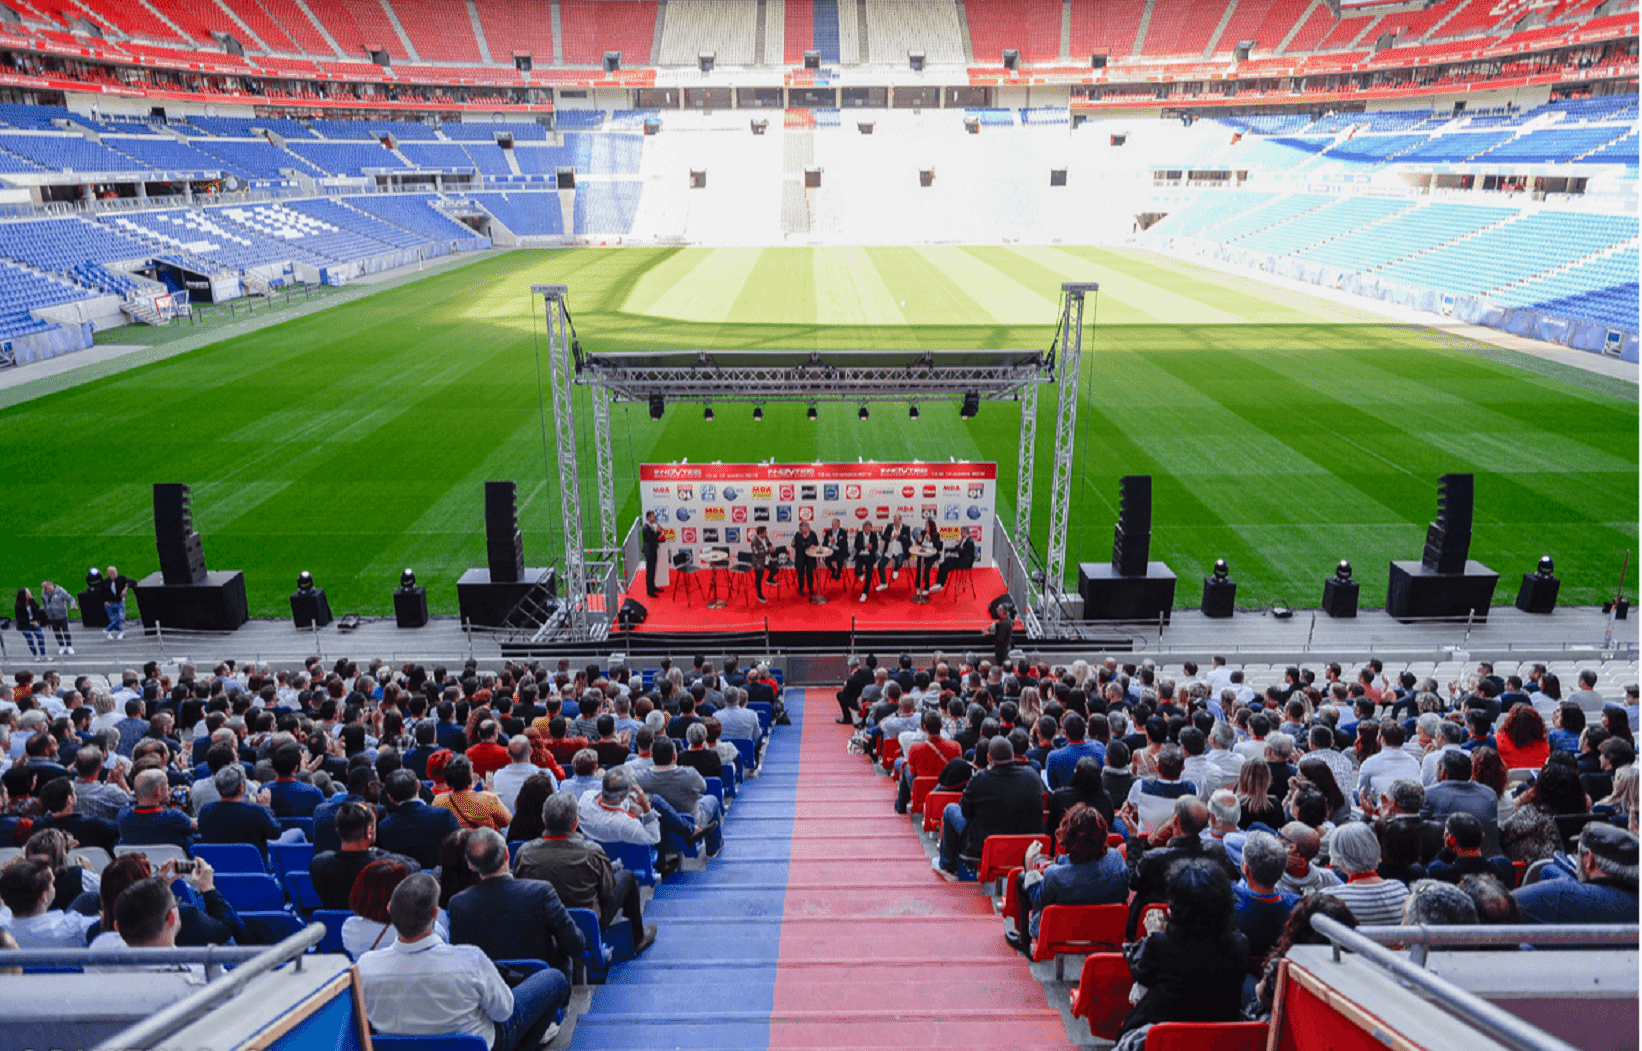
[661,528,676,543]
[966,505,983,520]
[751,486,773,500]
[941,484,961,494]
[943,503,961,521]
[754,506,770,522]
[854,507,870,520]
[650,485,671,497]
[798,506,815,521]
[968,482,985,499]
[868,485,898,498]
[901,486,916,498]
[896,504,915,515]
[725,527,740,543]
[777,506,792,522]
[845,484,862,500]
[700,484,717,501]
[675,508,693,523]
[823,484,839,501]
[940,527,960,541]
[922,485,937,498]
[800,484,817,500]
[967,526,983,542]
[703,528,720,543]
[721,486,740,501]
[921,504,937,519]
[875,505,890,519]
[881,466,919,477]
[653,507,670,524]
[677,485,694,501]
[731,506,748,523]
[650,466,701,480]
[779,484,795,501]
[705,507,726,521]
[682,527,697,543]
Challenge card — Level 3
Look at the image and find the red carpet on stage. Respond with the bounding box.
[621,567,1007,634]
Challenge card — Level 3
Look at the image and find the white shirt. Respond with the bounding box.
[1233,738,1268,763]
[1181,754,1219,795]
[1356,748,1423,803]
[5,909,98,948]
[492,762,552,814]
[1206,667,1234,692]
[1309,747,1358,798]
[1421,744,1463,786]
[356,935,513,1049]
[575,788,661,846]
[342,911,450,961]
[1207,747,1246,786]
[85,931,208,981]
[715,706,761,742]
[91,710,125,735]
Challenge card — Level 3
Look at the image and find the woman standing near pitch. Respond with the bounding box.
[14,587,45,658]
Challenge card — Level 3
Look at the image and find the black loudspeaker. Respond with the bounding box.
[1201,576,1236,618]
[804,49,820,69]
[154,483,207,585]
[1112,475,1152,576]
[1322,572,1360,618]
[1516,571,1560,613]
[394,585,430,628]
[1422,473,1474,574]
[690,169,707,188]
[290,588,333,629]
[1049,169,1067,186]
[1002,48,1020,70]
[617,597,649,627]
[78,585,109,628]
[1091,52,1107,69]
[986,592,1016,619]
[485,481,525,583]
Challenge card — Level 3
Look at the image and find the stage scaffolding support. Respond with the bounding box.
[531,280,1096,643]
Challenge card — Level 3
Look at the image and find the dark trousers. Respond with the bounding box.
[796,559,815,594]
[826,554,846,581]
[855,559,879,596]
[836,690,859,722]
[46,618,71,647]
[915,557,936,591]
[753,565,776,599]
[601,867,646,934]
[644,550,659,595]
[936,558,962,587]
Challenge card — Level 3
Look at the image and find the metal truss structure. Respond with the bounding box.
[533,281,1097,642]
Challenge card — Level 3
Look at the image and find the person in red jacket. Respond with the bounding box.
[465,720,511,780]
[895,711,961,813]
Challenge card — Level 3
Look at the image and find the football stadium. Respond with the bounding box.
[0,1,1636,1049]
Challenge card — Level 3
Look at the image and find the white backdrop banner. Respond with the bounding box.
[638,461,998,567]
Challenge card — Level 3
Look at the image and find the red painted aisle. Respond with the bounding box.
[767,688,1070,1049]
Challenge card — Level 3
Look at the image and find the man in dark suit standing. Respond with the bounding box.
[792,520,818,596]
[641,511,663,598]
[936,737,1044,876]
[376,770,460,869]
[449,827,584,997]
[835,654,876,726]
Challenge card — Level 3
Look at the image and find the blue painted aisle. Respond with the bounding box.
[568,689,803,1050]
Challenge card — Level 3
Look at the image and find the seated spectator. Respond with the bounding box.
[1500,761,1590,864]
[1233,829,1299,972]
[560,749,604,799]
[542,717,588,767]
[895,711,962,814]
[1305,726,1357,801]
[25,828,97,911]
[1456,873,1521,925]
[1045,713,1103,791]
[1423,751,1499,852]
[504,775,557,845]
[70,745,129,823]
[1276,822,1341,897]
[1118,858,1250,1041]
[1291,756,1351,828]
[492,738,551,817]
[1460,709,1496,754]
[1005,802,1126,954]
[356,872,564,1051]
[634,738,720,858]
[1126,744,1194,836]
[1547,702,1582,755]
[377,769,460,871]
[0,856,96,947]
[266,742,326,818]
[514,791,656,954]
[434,756,512,833]
[343,858,449,960]
[1201,789,1247,867]
[33,777,117,852]
[1130,716,1168,780]
[1496,706,1550,772]
[677,723,722,782]
[1402,878,1479,926]
[1426,813,1515,886]
[1101,740,1135,808]
[591,715,630,769]
[1250,895,1358,1018]
[1206,721,1246,788]
[116,768,194,852]
[197,764,283,859]
[464,721,511,781]
[1357,722,1421,805]
[1047,756,1115,842]
[1585,737,1635,804]
[936,737,1044,878]
[310,802,420,911]
[1594,764,1638,834]
[86,876,201,976]
[438,829,479,908]
[1512,823,1639,924]
[1421,721,1469,786]
[1376,812,1428,885]
[1234,760,1282,831]
[1265,733,1298,800]
[1126,796,1238,938]
[448,827,584,991]
[92,853,243,947]
[1322,823,1409,925]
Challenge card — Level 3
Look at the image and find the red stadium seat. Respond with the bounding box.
[909,776,939,815]
[1033,903,1128,978]
[1000,866,1025,920]
[1144,1022,1269,1051]
[878,736,901,773]
[1068,952,1133,1041]
[923,791,960,835]
[976,834,1050,885]
[1139,902,1169,931]
[1513,860,1527,888]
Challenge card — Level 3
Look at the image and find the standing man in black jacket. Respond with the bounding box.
[792,520,819,597]
[835,654,876,725]
[936,737,1044,876]
[641,512,663,598]
[101,565,138,641]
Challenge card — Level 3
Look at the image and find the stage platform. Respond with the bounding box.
[621,567,1007,638]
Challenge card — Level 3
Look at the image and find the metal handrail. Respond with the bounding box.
[1309,915,1585,1051]
[92,922,325,1051]
[1352,922,1638,965]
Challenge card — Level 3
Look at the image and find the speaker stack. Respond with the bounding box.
[133,483,248,631]
[1387,473,1499,621]
[458,481,557,626]
[1078,475,1176,621]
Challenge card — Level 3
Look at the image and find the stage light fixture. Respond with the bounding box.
[1536,555,1555,576]
[704,405,715,422]
[1334,560,1353,581]
[1213,558,1230,581]
[858,404,870,421]
[399,568,416,589]
[1271,605,1293,619]
[806,404,818,422]
[297,571,315,592]
[959,391,980,418]
[648,393,664,420]
[909,404,920,420]
[753,406,763,422]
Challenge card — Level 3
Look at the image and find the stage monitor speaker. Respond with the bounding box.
[1322,572,1359,618]
[804,50,820,69]
[153,483,208,586]
[857,121,874,134]
[1202,577,1236,618]
[697,51,714,72]
[1234,40,1254,61]
[919,168,934,187]
[690,169,707,188]
[617,597,649,627]
[804,167,822,188]
[394,585,430,628]
[1516,571,1559,614]
[1049,168,1067,186]
[290,587,332,629]
[986,592,1017,620]
[484,481,525,583]
[1112,474,1152,576]
[1422,472,1474,574]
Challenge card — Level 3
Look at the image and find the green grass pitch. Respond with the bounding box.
[2,245,1634,618]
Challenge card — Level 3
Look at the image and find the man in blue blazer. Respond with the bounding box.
[376,770,459,869]
[448,827,584,988]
